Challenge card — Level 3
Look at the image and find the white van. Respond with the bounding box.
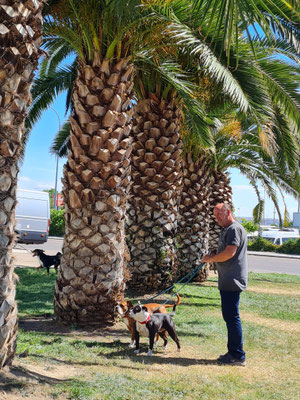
[261,229,300,246]
[16,189,50,244]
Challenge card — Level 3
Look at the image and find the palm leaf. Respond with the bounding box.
[50,121,71,157]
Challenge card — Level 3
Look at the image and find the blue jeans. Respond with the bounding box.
[220,290,245,361]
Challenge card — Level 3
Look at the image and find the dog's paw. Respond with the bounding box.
[163,345,168,351]
[134,349,139,354]
[128,342,135,348]
[177,348,181,353]
[147,350,153,357]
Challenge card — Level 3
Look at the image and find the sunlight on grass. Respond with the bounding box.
[14,268,300,400]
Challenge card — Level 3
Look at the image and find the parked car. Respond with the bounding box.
[261,229,300,246]
[16,189,50,244]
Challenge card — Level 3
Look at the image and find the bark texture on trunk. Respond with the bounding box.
[208,170,233,253]
[177,151,213,282]
[54,57,134,326]
[0,0,43,367]
[126,98,182,292]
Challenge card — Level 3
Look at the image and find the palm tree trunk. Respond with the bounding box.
[126,97,182,292]
[54,56,134,326]
[208,170,233,253]
[0,0,43,367]
[176,150,213,282]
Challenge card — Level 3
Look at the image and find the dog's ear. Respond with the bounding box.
[142,306,148,312]
[127,301,133,308]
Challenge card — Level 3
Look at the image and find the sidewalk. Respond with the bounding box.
[248,251,300,259]
[13,250,39,267]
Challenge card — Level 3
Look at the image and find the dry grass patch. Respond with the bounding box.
[247,286,300,296]
[242,311,300,333]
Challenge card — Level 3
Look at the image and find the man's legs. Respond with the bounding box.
[220,290,245,361]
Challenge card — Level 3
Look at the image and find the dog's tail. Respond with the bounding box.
[165,293,181,316]
[163,293,181,310]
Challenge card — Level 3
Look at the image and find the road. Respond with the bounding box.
[13,238,300,275]
[247,254,300,275]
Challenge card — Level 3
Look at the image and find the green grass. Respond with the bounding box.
[14,269,300,400]
[16,268,56,317]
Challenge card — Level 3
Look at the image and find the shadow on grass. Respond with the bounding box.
[0,365,71,392]
[97,345,218,366]
[19,317,129,339]
[9,365,72,385]
[0,378,25,393]
[21,353,99,367]
[179,302,219,308]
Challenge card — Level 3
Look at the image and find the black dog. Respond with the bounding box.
[129,304,181,356]
[32,249,62,275]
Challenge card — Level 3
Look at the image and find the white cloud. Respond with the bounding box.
[19,176,30,182]
[18,176,62,191]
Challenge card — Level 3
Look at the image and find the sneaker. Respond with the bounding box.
[217,353,246,366]
[217,352,229,360]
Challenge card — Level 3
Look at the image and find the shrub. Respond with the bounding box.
[276,238,300,255]
[248,237,300,255]
[49,209,65,237]
[247,236,279,252]
[241,219,259,233]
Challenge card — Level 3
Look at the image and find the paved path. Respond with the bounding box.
[13,238,300,275]
[248,253,300,275]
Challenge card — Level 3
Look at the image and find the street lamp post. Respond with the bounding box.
[48,107,61,210]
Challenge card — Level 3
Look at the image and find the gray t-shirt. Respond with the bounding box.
[216,221,248,291]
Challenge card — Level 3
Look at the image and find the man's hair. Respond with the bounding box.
[215,202,232,213]
[223,202,232,212]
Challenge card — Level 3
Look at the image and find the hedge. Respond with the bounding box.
[49,209,65,237]
[248,237,300,255]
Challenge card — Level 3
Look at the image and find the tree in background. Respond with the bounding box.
[0,0,43,368]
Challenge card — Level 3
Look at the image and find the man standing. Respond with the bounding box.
[202,203,248,366]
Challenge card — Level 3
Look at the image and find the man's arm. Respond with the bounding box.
[202,245,237,263]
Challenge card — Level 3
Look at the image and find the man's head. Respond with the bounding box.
[213,203,234,227]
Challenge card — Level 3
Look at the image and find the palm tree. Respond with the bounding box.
[27,0,299,313]
[0,0,43,368]
[38,0,149,326]
[126,55,212,292]
[175,19,300,278]
[207,125,300,254]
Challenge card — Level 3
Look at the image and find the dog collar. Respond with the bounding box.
[139,314,151,324]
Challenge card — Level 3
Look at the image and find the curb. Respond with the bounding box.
[248,251,300,260]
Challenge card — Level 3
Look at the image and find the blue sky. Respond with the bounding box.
[19,94,299,220]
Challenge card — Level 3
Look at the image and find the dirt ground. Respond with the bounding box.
[0,318,131,400]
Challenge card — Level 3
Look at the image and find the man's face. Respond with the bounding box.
[213,205,229,227]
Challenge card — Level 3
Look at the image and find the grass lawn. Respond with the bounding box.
[1,268,299,400]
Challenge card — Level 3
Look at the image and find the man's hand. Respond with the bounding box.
[202,245,237,264]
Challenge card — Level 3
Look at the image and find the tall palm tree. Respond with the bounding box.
[0,0,43,368]
[39,0,148,326]
[27,0,299,312]
[207,125,300,254]
[126,55,212,292]
[175,17,300,277]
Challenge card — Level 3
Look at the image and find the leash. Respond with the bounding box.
[140,262,206,312]
[14,243,33,255]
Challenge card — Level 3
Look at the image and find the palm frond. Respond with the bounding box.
[50,121,71,157]
[26,62,77,132]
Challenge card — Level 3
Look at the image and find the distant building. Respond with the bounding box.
[237,217,279,226]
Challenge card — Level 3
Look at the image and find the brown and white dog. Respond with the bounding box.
[129,304,181,356]
[115,294,181,348]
